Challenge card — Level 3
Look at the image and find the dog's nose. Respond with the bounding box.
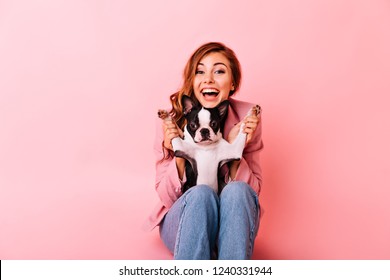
[200,128,210,139]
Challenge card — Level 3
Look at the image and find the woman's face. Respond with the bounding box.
[193,52,234,108]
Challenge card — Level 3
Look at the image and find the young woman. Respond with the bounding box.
[145,42,263,259]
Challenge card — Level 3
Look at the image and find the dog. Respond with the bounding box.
[158,95,261,194]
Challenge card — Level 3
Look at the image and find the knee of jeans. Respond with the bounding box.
[220,181,254,203]
[185,184,218,205]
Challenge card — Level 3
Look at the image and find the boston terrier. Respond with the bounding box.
[158,95,261,194]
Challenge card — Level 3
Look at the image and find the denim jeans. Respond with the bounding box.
[159,181,260,260]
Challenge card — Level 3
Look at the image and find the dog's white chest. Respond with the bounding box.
[192,148,220,191]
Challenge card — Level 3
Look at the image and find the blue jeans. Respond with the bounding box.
[159,181,260,260]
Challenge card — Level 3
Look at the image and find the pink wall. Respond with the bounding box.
[1,0,389,259]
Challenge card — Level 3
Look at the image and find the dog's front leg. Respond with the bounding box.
[224,105,262,160]
[172,138,196,166]
[227,125,247,159]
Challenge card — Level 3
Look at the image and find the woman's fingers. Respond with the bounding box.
[244,115,260,143]
[162,119,183,150]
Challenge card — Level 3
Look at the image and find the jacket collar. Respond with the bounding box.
[223,99,241,138]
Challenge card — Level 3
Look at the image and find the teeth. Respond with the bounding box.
[202,89,219,94]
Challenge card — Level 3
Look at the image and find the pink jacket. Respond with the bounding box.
[144,98,263,231]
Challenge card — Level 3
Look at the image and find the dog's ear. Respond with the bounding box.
[182,95,195,115]
[217,100,229,119]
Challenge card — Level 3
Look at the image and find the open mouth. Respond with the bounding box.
[201,89,219,98]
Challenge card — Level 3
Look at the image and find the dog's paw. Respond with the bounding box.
[158,109,169,119]
[251,105,262,116]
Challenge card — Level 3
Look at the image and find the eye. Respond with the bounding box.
[195,70,204,75]
[214,69,225,74]
[210,120,218,128]
[189,122,198,130]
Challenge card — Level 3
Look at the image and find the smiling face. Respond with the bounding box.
[193,52,234,109]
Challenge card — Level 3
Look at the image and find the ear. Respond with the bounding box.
[217,100,229,118]
[182,95,195,115]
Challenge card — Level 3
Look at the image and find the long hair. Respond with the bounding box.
[169,42,242,130]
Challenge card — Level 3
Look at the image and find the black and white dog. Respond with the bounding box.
[158,95,260,194]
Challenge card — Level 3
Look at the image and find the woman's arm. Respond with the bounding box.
[154,118,184,208]
[234,139,263,195]
[227,112,263,195]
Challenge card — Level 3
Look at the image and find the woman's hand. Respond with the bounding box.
[227,114,260,145]
[162,118,183,151]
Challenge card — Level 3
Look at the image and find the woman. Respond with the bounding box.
[145,42,263,259]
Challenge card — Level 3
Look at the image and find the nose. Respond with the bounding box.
[203,72,214,83]
[200,128,210,139]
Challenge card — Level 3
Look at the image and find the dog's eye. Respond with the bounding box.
[189,122,197,130]
[210,121,218,128]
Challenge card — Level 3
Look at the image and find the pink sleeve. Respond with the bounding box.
[234,117,264,195]
[153,118,183,208]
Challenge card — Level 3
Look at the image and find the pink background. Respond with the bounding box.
[1,0,390,259]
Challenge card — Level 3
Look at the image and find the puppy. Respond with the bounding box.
[158,95,261,194]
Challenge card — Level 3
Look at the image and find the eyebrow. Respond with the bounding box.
[197,62,228,67]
